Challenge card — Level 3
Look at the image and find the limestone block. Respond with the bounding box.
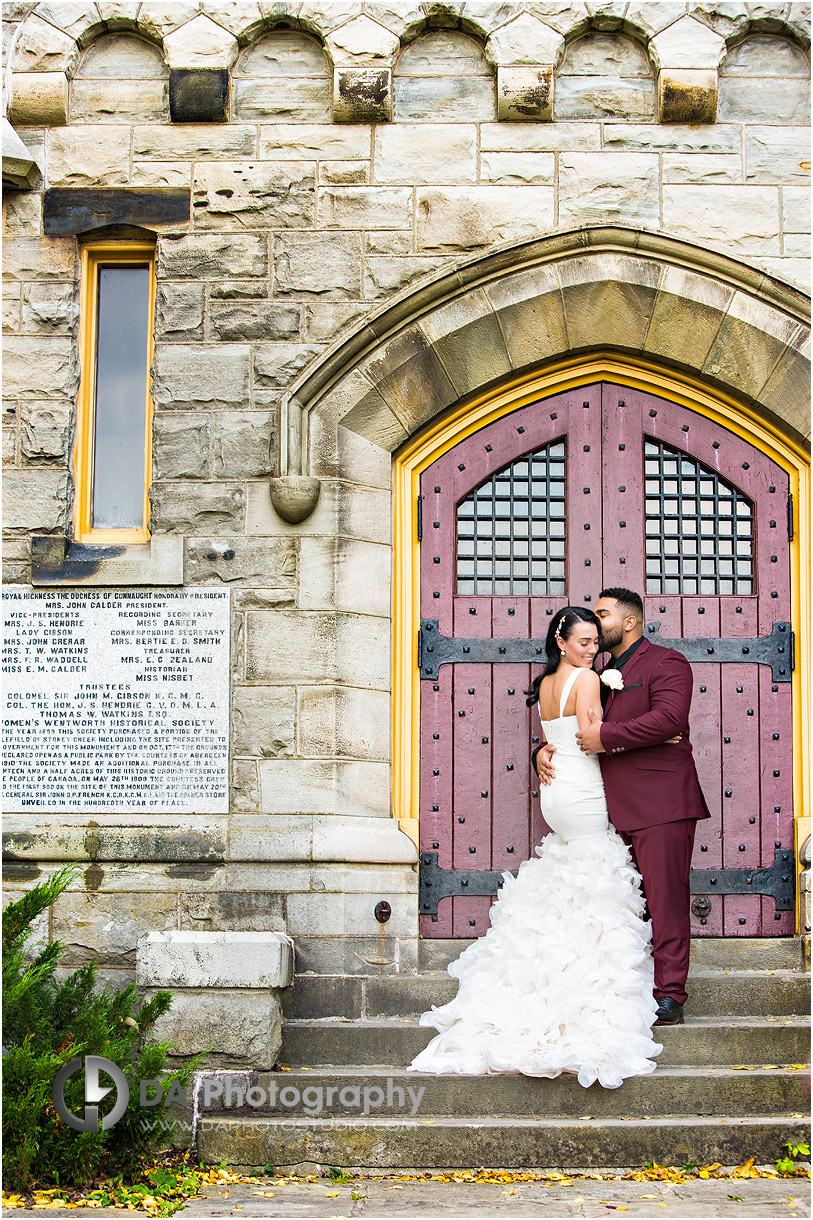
[658,69,718,123]
[180,890,287,931]
[75,30,166,78]
[192,162,315,231]
[364,255,444,299]
[286,889,413,937]
[319,161,369,185]
[253,343,323,388]
[480,121,600,151]
[20,400,72,462]
[133,125,257,160]
[721,33,810,78]
[555,73,656,120]
[782,234,811,258]
[650,15,726,70]
[662,184,780,255]
[155,282,205,340]
[95,1,145,30]
[20,282,79,334]
[164,13,239,69]
[484,262,571,370]
[9,72,67,125]
[624,2,687,39]
[157,234,267,279]
[560,29,651,75]
[169,67,231,125]
[2,336,78,400]
[327,15,400,63]
[783,188,811,233]
[603,122,739,152]
[759,332,812,440]
[151,343,251,410]
[210,411,276,478]
[394,73,496,122]
[373,124,476,184]
[318,184,412,229]
[644,264,733,369]
[353,324,457,432]
[496,65,554,121]
[146,987,283,1067]
[702,290,805,401]
[152,413,210,479]
[33,2,105,43]
[231,758,260,812]
[558,152,659,224]
[661,153,742,184]
[273,231,362,298]
[485,13,563,67]
[245,477,390,544]
[228,814,313,862]
[479,151,555,183]
[137,929,294,988]
[2,192,43,237]
[234,77,332,123]
[186,537,296,588]
[210,280,270,300]
[309,861,417,893]
[3,288,20,333]
[52,891,177,966]
[47,125,131,186]
[12,14,79,74]
[245,609,389,689]
[131,162,193,188]
[71,77,169,123]
[209,302,301,342]
[690,2,750,41]
[418,288,511,399]
[333,67,391,122]
[718,76,810,124]
[416,185,554,251]
[258,758,389,818]
[259,123,371,161]
[558,252,659,352]
[298,685,389,761]
[148,482,245,534]
[745,126,811,183]
[232,685,295,758]
[298,536,390,616]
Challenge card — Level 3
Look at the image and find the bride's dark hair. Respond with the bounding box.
[524,606,601,707]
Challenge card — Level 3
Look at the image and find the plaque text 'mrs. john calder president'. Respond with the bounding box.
[3,588,230,814]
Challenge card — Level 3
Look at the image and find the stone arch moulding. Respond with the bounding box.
[272,223,811,869]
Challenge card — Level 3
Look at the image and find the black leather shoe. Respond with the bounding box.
[653,996,684,1025]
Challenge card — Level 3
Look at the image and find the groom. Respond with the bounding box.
[536,588,710,1025]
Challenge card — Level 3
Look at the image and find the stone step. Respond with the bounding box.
[419,936,805,973]
[197,1113,811,1172]
[282,970,811,1021]
[210,1066,808,1120]
[279,1015,811,1069]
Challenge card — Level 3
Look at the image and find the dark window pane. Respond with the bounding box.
[91,265,150,529]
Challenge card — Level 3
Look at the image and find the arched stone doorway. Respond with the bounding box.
[276,225,810,938]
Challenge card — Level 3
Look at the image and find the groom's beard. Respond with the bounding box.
[598,627,623,651]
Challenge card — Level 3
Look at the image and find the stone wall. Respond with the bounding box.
[2,1,810,992]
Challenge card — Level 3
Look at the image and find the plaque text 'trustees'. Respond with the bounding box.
[2,588,230,813]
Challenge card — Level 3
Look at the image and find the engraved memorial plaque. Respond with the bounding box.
[3,588,230,813]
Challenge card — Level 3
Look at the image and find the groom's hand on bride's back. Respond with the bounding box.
[533,743,556,785]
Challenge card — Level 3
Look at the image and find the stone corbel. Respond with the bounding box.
[2,117,42,188]
[269,392,321,524]
[163,14,238,122]
[485,14,564,122]
[9,72,68,125]
[327,15,399,123]
[650,16,726,124]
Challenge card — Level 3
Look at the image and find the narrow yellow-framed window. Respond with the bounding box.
[74,241,156,543]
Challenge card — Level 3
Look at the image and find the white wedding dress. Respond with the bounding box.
[406,667,661,1089]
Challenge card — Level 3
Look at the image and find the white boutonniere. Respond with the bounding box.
[600,668,624,692]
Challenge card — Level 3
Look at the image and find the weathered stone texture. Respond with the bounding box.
[148,988,282,1067]
[70,78,169,123]
[416,186,555,250]
[47,126,132,186]
[20,282,79,334]
[273,232,362,299]
[232,685,296,758]
[2,337,79,400]
[192,162,315,230]
[133,125,257,160]
[52,890,177,966]
[152,413,210,479]
[209,301,301,341]
[319,159,370,185]
[662,184,781,255]
[373,124,477,184]
[3,237,75,281]
[210,411,276,478]
[559,152,660,223]
[155,282,205,340]
[148,483,245,534]
[318,185,413,229]
[297,685,390,761]
[480,151,556,183]
[258,124,371,162]
[186,538,295,586]
[2,193,43,237]
[393,30,496,122]
[253,343,323,389]
[745,126,811,182]
[158,234,268,279]
[20,400,72,463]
[151,343,251,409]
[180,891,286,932]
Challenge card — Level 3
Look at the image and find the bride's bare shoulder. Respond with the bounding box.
[578,669,601,692]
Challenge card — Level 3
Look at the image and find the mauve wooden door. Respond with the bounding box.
[418,383,794,939]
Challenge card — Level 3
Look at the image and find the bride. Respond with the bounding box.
[406,606,662,1089]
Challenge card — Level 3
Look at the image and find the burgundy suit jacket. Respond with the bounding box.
[598,637,711,832]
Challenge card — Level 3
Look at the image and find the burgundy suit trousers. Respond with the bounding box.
[619,819,697,1006]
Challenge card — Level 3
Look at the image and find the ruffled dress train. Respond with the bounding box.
[406,668,662,1090]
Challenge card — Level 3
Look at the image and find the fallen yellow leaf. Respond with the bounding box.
[325,1190,341,1197]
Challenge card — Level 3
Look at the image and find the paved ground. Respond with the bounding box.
[17,1169,811,1219]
